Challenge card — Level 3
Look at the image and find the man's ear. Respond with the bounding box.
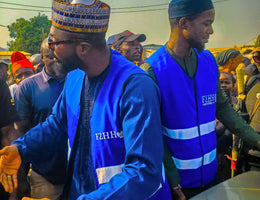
[115,46,121,53]
[179,17,188,29]
[76,42,91,56]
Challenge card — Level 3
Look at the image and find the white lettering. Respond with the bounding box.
[96,133,101,140]
[95,130,124,141]
[202,94,216,106]
[117,131,123,138]
[110,131,117,139]
[103,132,110,140]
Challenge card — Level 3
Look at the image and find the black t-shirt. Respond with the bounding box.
[0,79,19,128]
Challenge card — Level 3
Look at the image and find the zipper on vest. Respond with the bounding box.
[90,140,97,190]
[193,79,205,187]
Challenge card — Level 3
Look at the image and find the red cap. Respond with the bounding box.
[11,51,35,75]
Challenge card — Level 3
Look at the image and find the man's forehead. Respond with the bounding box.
[50,26,68,39]
[15,67,34,74]
[196,9,215,21]
[123,40,139,45]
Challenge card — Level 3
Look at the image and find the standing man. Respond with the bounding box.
[0,60,9,82]
[14,38,67,200]
[0,1,170,200]
[0,79,19,200]
[142,0,260,198]
[113,30,146,66]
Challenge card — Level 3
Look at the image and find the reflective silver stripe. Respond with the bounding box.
[200,121,216,136]
[163,126,198,140]
[163,120,215,140]
[172,149,216,170]
[96,164,124,184]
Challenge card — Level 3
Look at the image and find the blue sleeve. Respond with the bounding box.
[14,80,32,120]
[78,74,163,200]
[13,89,68,166]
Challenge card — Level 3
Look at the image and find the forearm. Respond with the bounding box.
[15,119,31,136]
[216,101,260,148]
[163,139,180,187]
[13,92,68,163]
[13,113,67,164]
[1,124,19,147]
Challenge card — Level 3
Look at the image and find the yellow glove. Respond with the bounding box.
[0,145,21,193]
[22,198,50,200]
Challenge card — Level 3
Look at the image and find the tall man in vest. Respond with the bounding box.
[142,0,260,199]
[0,0,171,199]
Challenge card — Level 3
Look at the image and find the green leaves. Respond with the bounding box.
[7,13,51,54]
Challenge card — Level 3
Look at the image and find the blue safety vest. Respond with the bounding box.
[147,46,218,188]
[65,50,171,199]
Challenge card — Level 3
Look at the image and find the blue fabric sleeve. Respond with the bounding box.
[13,80,33,120]
[77,74,163,200]
[13,89,68,168]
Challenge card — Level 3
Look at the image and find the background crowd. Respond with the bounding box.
[0,0,259,200]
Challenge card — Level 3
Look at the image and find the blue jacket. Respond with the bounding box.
[146,46,218,188]
[14,50,171,199]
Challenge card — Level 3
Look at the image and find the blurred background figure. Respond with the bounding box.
[113,30,146,66]
[243,56,251,67]
[216,72,237,183]
[216,48,243,74]
[106,34,116,49]
[9,51,35,98]
[29,54,44,73]
[0,78,19,200]
[220,72,237,105]
[0,60,9,82]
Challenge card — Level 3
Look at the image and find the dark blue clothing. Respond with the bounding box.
[14,68,64,128]
[14,68,66,184]
[14,51,169,199]
[0,79,18,129]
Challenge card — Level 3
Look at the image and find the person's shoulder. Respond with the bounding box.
[124,72,159,93]
[0,79,10,94]
[140,62,152,72]
[19,72,43,87]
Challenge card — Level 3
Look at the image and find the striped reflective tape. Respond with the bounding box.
[96,164,124,184]
[172,149,216,170]
[163,120,215,140]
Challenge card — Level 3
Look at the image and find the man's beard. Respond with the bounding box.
[50,51,84,73]
[187,37,205,53]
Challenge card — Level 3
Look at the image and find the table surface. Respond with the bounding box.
[190,171,260,200]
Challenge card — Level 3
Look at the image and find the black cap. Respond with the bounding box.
[113,30,146,49]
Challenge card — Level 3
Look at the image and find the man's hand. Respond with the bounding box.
[0,145,21,193]
[171,185,186,200]
[22,198,50,200]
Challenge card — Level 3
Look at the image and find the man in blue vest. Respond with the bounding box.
[141,0,260,199]
[0,0,171,200]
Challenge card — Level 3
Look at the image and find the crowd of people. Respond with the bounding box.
[0,0,259,200]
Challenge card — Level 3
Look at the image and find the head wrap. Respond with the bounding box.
[216,49,241,67]
[10,51,35,75]
[112,30,146,49]
[52,0,110,33]
[169,0,214,19]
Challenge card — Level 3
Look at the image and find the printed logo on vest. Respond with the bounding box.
[202,94,216,106]
[95,131,123,141]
